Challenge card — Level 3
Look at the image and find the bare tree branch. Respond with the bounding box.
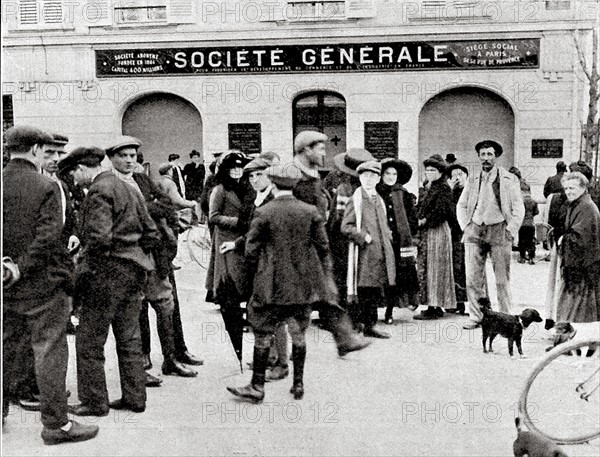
[574,30,593,83]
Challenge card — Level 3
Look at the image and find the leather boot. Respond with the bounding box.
[162,356,198,377]
[332,312,372,356]
[227,346,268,403]
[290,345,306,400]
[142,354,152,370]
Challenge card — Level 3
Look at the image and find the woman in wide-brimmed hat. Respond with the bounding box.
[414,155,456,320]
[376,158,420,324]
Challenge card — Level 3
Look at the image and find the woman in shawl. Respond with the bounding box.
[555,171,600,323]
[376,158,419,324]
[414,155,456,320]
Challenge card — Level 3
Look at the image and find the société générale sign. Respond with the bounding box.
[96,39,539,77]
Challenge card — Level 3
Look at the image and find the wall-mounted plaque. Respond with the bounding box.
[228,123,261,155]
[532,139,563,159]
[364,122,398,160]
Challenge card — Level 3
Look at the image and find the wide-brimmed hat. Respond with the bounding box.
[216,151,250,175]
[423,154,448,173]
[381,158,413,185]
[475,140,503,157]
[357,160,381,175]
[333,148,375,177]
[446,162,469,176]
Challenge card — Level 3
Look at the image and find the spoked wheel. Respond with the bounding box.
[519,338,600,444]
[186,224,212,269]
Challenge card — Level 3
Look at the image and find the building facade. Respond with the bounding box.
[2,0,598,195]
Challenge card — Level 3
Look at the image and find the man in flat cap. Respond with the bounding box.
[3,126,98,444]
[106,137,202,380]
[228,163,332,402]
[457,140,524,330]
[63,146,159,416]
[292,131,370,356]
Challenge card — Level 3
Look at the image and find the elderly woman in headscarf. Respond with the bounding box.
[209,151,251,363]
[554,171,600,324]
[376,158,419,324]
[414,155,456,320]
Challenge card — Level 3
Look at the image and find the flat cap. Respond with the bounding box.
[4,125,54,149]
[57,146,105,176]
[244,158,270,174]
[106,136,141,156]
[48,132,69,146]
[294,130,328,154]
[158,162,173,176]
[266,162,303,189]
[357,161,381,175]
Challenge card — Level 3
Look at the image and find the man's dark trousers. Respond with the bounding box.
[76,257,147,410]
[3,292,70,428]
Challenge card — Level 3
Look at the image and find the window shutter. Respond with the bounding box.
[83,0,113,26]
[18,0,68,28]
[167,0,196,23]
[42,0,62,23]
[346,0,374,18]
[19,0,40,25]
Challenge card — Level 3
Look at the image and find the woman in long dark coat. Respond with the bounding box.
[376,158,419,324]
[208,151,251,363]
[555,172,600,323]
[414,155,456,320]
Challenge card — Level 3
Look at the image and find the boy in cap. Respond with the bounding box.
[3,127,99,444]
[227,163,333,402]
[341,161,395,339]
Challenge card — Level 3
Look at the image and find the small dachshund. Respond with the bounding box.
[479,298,542,357]
[513,417,569,457]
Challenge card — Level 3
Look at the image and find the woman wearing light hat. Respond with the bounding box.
[414,155,456,320]
[376,158,420,324]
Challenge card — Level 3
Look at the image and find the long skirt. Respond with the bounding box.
[426,222,456,309]
[556,260,600,323]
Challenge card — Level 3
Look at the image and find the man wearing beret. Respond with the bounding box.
[457,140,525,329]
[228,163,332,402]
[62,146,159,415]
[2,126,98,444]
[106,137,202,379]
[292,131,370,356]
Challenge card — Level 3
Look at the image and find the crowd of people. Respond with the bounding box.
[3,124,600,445]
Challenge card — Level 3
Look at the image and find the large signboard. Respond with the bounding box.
[96,39,539,77]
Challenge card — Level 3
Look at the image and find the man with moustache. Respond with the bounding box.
[457,140,524,330]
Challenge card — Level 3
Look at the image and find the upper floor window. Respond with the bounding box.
[115,0,167,24]
[287,1,346,21]
[545,1,570,10]
[17,0,69,29]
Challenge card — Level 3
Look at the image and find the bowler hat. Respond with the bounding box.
[357,161,381,175]
[333,148,375,177]
[244,158,269,174]
[447,162,469,176]
[58,146,105,176]
[294,130,328,154]
[106,136,141,156]
[4,125,54,150]
[267,163,303,189]
[423,154,448,173]
[381,158,413,185]
[475,140,503,157]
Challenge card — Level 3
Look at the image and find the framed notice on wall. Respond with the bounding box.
[228,123,261,155]
[531,139,563,159]
[364,122,399,160]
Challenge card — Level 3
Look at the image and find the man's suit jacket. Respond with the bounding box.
[245,194,334,306]
[456,165,525,240]
[3,159,70,311]
[80,171,158,272]
[543,172,564,198]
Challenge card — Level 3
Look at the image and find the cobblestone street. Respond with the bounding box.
[3,250,599,456]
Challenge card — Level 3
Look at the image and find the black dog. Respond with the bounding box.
[513,417,569,457]
[479,298,542,357]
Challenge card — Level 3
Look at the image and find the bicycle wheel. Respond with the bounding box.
[186,224,212,269]
[519,338,600,444]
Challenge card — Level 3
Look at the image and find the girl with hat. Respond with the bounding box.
[376,158,420,324]
[341,161,395,338]
[208,151,252,362]
[414,155,456,320]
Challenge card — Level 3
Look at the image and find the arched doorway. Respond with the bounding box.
[293,91,346,169]
[418,87,515,178]
[122,93,203,173]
